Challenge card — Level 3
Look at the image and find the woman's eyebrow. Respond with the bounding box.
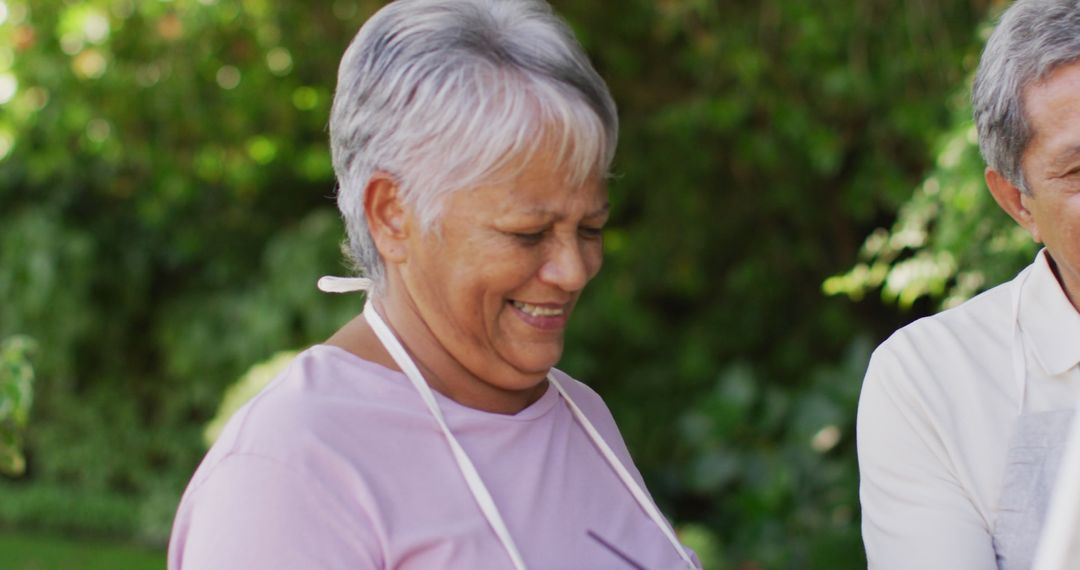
[513,202,611,220]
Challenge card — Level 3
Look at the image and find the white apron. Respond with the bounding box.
[993,409,1073,569]
[317,276,698,569]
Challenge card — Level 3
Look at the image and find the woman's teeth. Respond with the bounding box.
[512,301,564,317]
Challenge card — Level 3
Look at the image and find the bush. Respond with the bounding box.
[0,335,36,477]
[825,65,1037,309]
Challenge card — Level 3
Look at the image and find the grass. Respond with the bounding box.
[0,530,165,570]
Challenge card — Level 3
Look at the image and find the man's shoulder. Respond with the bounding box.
[864,274,1023,411]
[876,277,1015,362]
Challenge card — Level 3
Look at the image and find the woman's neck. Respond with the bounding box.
[329,293,546,414]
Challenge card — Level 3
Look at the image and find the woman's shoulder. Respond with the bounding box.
[549,367,625,439]
[550,367,607,409]
[251,344,407,407]
[549,367,648,487]
[170,349,390,569]
[208,345,422,460]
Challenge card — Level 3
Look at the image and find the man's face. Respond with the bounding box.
[1018,59,1080,308]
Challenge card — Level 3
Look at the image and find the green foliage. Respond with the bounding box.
[678,524,722,569]
[0,481,142,537]
[0,0,995,566]
[825,78,1038,309]
[0,0,367,545]
[0,335,36,476]
[0,530,163,570]
[668,340,871,568]
[556,1,987,566]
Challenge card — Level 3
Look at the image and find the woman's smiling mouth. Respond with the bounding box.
[510,300,570,330]
[511,300,565,317]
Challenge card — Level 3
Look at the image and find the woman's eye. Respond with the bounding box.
[512,231,545,244]
[1056,165,1080,180]
[578,227,603,240]
[1055,168,1080,192]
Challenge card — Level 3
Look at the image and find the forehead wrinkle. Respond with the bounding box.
[1028,120,1080,174]
[508,200,610,220]
[587,202,611,218]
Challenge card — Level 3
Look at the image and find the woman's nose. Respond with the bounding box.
[539,237,590,292]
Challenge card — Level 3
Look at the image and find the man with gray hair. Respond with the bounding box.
[857,0,1080,568]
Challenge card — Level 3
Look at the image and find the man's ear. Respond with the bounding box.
[364,172,411,263]
[986,167,1042,243]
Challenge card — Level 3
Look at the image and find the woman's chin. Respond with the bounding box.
[478,357,557,393]
[507,345,564,377]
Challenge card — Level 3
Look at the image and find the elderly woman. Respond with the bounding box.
[167,1,698,568]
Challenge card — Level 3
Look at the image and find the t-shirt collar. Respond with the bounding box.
[1020,248,1080,376]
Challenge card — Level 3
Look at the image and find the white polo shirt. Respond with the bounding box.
[858,250,1080,569]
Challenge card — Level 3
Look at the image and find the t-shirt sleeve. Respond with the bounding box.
[169,453,382,570]
[857,345,996,570]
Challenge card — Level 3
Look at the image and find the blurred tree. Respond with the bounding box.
[826,61,1037,309]
[0,335,35,477]
[0,0,373,541]
[0,0,994,566]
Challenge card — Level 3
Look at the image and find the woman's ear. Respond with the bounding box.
[364,172,411,263]
[985,167,1042,243]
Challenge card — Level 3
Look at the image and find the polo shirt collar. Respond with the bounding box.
[1020,249,1080,377]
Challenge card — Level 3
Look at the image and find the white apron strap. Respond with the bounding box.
[548,376,697,568]
[362,303,528,570]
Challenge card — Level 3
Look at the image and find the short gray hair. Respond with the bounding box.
[329,0,618,288]
[973,0,1080,193]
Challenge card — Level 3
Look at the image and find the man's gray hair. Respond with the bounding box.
[329,0,618,287]
[973,0,1080,193]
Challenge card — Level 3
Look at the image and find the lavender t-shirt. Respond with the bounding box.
[168,345,694,569]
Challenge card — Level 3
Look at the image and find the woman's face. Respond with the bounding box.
[396,144,608,402]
